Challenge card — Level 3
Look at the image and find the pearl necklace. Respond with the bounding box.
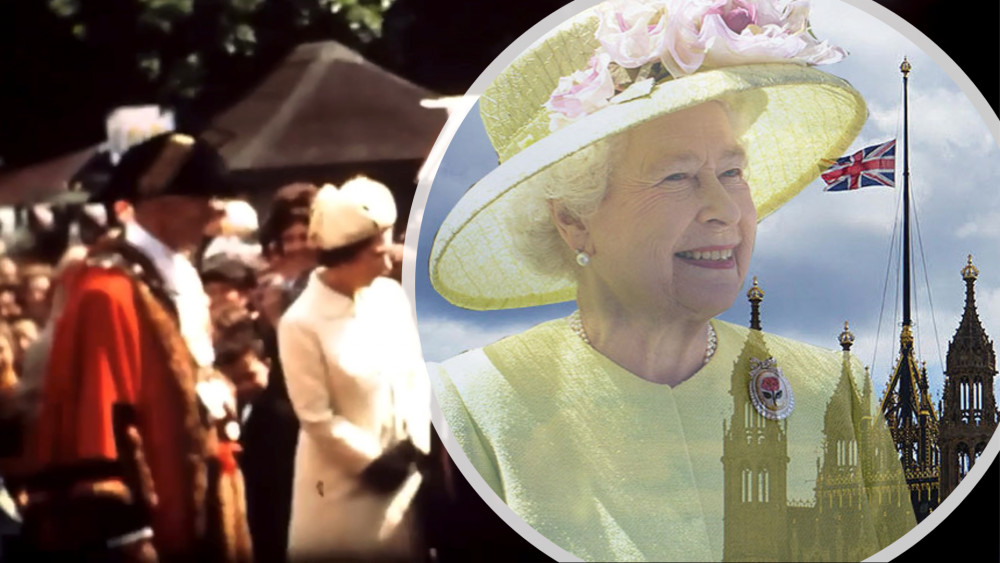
[568,310,718,366]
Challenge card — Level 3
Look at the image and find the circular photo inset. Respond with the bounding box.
[408,0,1000,560]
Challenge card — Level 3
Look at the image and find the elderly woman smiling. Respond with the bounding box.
[427,0,916,561]
[514,101,754,387]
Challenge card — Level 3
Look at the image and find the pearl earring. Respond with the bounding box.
[576,250,591,267]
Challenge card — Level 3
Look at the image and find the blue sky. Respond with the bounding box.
[409,0,1000,409]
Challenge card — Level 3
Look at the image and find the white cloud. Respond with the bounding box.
[869,89,994,157]
[754,183,897,260]
[810,0,912,65]
[956,210,1000,239]
[976,284,1000,342]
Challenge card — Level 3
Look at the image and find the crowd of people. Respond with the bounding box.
[0,154,331,561]
[0,133,540,562]
[0,258,57,422]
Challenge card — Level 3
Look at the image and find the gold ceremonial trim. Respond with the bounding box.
[138,134,196,197]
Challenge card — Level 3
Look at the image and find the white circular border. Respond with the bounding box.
[401,1,1000,561]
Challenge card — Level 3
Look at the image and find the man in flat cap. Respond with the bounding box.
[279,176,430,561]
[200,253,257,323]
[15,132,251,561]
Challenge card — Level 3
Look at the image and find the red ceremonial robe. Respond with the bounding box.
[25,243,248,560]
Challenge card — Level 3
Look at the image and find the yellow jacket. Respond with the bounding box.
[430,316,915,561]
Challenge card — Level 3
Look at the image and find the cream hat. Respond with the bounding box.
[309,176,397,250]
[429,0,867,311]
[218,200,259,237]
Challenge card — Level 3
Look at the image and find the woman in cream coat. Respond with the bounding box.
[279,177,430,561]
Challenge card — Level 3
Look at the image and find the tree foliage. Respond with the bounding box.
[44,0,393,100]
[0,0,397,167]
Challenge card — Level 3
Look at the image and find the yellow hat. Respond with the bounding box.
[429,0,867,311]
[309,177,396,250]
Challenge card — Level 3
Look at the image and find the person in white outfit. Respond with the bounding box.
[279,177,430,562]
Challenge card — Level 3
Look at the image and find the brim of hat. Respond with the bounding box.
[87,174,241,203]
[429,63,866,311]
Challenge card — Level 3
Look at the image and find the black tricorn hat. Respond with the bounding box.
[90,132,238,203]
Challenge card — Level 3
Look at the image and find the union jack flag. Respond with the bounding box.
[821,139,896,192]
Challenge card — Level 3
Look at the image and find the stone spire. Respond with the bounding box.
[940,254,998,500]
[946,255,994,373]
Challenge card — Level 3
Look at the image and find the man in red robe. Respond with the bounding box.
[13,133,251,561]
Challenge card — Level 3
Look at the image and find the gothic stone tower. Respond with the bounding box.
[808,323,911,560]
[879,324,940,521]
[722,278,790,561]
[879,314,941,519]
[939,255,998,500]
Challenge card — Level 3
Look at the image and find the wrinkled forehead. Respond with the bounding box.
[616,101,747,169]
[626,100,741,141]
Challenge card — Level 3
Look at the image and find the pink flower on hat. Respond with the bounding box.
[696,0,847,69]
[710,0,757,33]
[596,0,673,68]
[659,0,711,75]
[546,0,847,131]
[545,53,616,130]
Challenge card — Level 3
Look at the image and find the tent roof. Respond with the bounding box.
[208,41,449,171]
[0,144,97,206]
[0,41,451,206]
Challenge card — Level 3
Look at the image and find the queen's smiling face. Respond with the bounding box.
[583,101,757,322]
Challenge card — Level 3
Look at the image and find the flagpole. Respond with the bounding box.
[894,56,916,426]
[901,57,912,331]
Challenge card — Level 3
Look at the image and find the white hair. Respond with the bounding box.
[506,136,625,280]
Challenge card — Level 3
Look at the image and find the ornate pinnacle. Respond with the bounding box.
[918,361,930,396]
[962,254,979,281]
[748,276,763,331]
[900,324,914,347]
[900,57,911,76]
[747,276,764,302]
[839,321,855,351]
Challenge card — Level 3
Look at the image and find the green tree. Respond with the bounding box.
[0,0,397,166]
[44,0,394,100]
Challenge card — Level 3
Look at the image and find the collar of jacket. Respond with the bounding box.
[297,269,355,319]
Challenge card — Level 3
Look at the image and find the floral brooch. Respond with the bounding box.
[748,356,794,420]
